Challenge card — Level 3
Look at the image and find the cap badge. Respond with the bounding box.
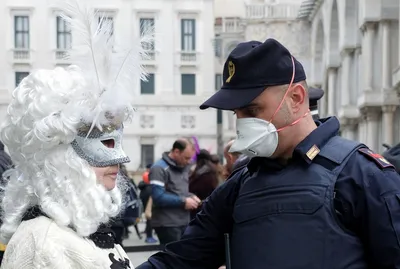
[226,61,235,83]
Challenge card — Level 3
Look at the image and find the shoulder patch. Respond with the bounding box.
[358,148,395,169]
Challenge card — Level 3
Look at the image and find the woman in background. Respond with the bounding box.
[189,149,219,219]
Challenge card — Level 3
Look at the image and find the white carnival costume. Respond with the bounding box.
[0,1,151,268]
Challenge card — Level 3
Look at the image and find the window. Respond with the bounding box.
[181,19,195,51]
[140,18,155,51]
[214,36,222,58]
[15,72,29,87]
[215,74,222,91]
[141,144,154,168]
[14,16,29,49]
[181,74,195,95]
[98,16,114,37]
[56,16,71,50]
[141,73,155,94]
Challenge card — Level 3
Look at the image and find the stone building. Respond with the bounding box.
[298,0,400,152]
[0,0,216,170]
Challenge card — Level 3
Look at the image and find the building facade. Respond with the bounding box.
[0,0,216,170]
[214,0,307,150]
[299,0,400,152]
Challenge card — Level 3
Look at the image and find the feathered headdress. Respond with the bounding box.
[58,0,153,134]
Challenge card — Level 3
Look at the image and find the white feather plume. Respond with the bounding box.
[57,0,153,133]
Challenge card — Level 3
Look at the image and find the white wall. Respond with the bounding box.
[0,0,216,171]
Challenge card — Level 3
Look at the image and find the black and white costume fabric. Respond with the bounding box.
[3,212,133,269]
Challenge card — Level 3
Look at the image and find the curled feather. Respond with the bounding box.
[56,0,153,134]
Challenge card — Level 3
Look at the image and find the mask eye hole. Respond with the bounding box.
[101,139,115,148]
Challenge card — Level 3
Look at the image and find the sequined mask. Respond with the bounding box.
[71,124,130,167]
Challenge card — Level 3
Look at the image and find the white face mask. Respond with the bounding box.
[229,118,279,158]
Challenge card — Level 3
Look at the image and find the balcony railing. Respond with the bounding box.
[13,49,30,60]
[215,17,244,34]
[246,4,301,20]
[141,50,156,61]
[55,50,67,60]
[179,51,197,65]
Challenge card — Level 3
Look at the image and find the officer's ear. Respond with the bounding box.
[288,84,307,113]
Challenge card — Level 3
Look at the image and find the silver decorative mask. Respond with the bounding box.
[71,125,130,167]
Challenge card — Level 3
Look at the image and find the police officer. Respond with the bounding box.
[382,143,400,172]
[137,39,400,269]
[309,87,323,120]
[230,87,324,173]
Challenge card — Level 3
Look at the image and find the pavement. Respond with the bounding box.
[124,222,159,267]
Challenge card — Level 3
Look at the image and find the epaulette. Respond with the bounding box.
[358,148,395,169]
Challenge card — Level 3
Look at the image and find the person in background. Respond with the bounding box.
[382,144,400,173]
[121,164,143,240]
[149,139,201,245]
[308,87,323,120]
[211,154,225,185]
[139,163,158,243]
[223,140,243,179]
[142,163,151,184]
[0,142,12,177]
[0,141,12,264]
[189,150,219,219]
[109,164,130,247]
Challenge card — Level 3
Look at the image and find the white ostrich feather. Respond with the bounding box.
[57,0,153,133]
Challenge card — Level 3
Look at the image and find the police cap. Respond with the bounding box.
[309,87,324,111]
[200,38,306,110]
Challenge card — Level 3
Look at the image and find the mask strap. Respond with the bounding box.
[268,56,296,124]
[276,109,310,132]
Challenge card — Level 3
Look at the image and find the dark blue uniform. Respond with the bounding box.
[137,117,400,269]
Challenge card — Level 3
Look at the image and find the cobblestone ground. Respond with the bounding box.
[124,222,159,267]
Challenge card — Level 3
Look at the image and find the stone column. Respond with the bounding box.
[341,50,351,106]
[322,76,329,116]
[365,108,380,151]
[327,68,337,115]
[358,115,367,144]
[382,105,397,146]
[342,118,357,140]
[362,23,375,90]
[382,21,391,90]
[355,47,362,96]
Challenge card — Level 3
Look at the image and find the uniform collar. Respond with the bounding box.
[247,117,340,173]
[293,117,340,164]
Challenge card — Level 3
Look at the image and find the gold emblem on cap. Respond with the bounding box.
[226,61,235,83]
[306,145,320,161]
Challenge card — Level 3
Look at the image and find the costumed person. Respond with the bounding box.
[0,1,151,268]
